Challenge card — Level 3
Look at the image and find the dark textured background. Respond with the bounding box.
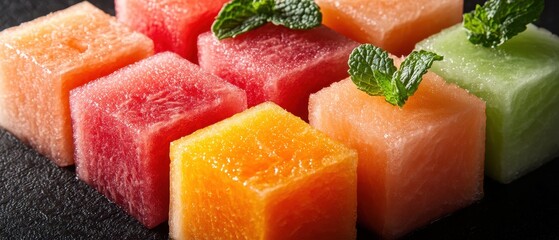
[0,0,558,239]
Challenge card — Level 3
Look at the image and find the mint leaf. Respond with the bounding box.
[348,44,395,96]
[212,0,274,40]
[379,73,407,107]
[395,50,444,96]
[271,0,322,29]
[463,0,545,48]
[212,0,322,40]
[348,44,443,107]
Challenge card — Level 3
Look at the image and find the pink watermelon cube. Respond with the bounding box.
[309,63,486,238]
[115,0,229,63]
[70,52,247,228]
[198,24,358,120]
[0,2,153,166]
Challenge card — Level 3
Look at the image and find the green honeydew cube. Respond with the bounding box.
[416,24,559,183]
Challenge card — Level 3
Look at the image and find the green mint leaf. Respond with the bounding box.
[379,73,407,107]
[271,0,322,29]
[212,0,274,40]
[394,50,444,97]
[348,44,443,107]
[212,0,322,40]
[348,44,396,96]
[463,0,545,48]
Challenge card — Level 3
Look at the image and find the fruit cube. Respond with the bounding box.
[416,24,559,183]
[0,2,153,166]
[115,0,229,62]
[309,69,486,238]
[70,52,247,228]
[198,24,358,120]
[315,0,463,55]
[169,102,357,239]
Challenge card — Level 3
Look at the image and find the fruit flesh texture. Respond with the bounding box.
[70,52,247,228]
[416,24,559,183]
[115,0,229,63]
[198,24,358,120]
[315,0,463,56]
[169,102,357,240]
[0,2,154,166]
[309,69,486,238]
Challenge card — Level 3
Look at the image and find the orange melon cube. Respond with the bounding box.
[169,102,358,240]
[315,0,463,55]
[309,67,485,238]
[0,2,153,166]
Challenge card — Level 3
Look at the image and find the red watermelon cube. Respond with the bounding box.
[70,52,247,228]
[198,24,358,120]
[115,0,229,62]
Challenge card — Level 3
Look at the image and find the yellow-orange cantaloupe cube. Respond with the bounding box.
[309,64,486,238]
[0,2,153,166]
[169,102,358,240]
[315,0,463,55]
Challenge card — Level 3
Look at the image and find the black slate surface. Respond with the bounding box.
[0,0,558,239]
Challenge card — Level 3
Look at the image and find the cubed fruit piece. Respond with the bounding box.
[198,24,358,120]
[309,68,486,238]
[0,2,153,166]
[70,52,247,228]
[315,0,463,56]
[115,0,228,62]
[169,102,357,240]
[416,24,559,183]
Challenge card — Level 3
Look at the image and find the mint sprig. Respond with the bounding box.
[348,44,443,107]
[463,0,545,48]
[271,0,322,29]
[212,0,322,40]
